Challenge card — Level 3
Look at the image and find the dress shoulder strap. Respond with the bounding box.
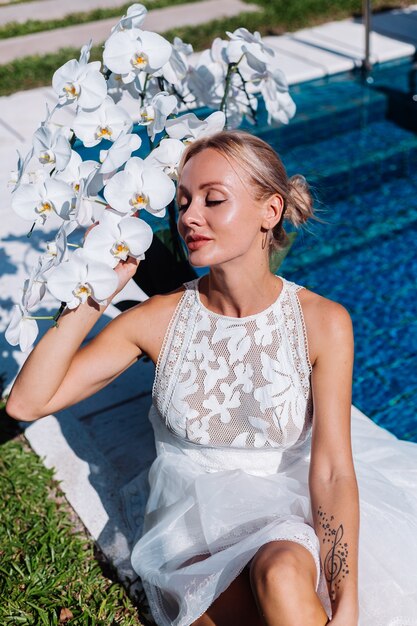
[279,277,313,390]
[152,280,199,418]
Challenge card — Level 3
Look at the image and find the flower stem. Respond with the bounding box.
[220,55,244,127]
[52,302,66,327]
[26,222,36,238]
[27,315,55,320]
[139,73,149,107]
[236,68,258,123]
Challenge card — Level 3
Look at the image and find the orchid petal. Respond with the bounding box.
[5,305,39,352]
[119,217,153,256]
[142,167,175,213]
[99,133,141,174]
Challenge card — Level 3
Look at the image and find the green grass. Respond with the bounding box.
[0,409,145,626]
[0,0,414,97]
[0,0,202,40]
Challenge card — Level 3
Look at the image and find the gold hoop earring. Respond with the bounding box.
[261,230,268,250]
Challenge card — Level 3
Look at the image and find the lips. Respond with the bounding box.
[186,233,212,250]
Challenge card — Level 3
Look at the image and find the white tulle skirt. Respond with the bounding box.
[130,405,417,626]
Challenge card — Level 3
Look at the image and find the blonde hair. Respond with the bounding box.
[177,129,317,253]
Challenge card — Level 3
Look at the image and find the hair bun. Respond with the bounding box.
[286,174,314,227]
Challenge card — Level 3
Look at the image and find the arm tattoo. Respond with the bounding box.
[317,506,350,602]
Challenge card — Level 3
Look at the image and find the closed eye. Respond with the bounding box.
[206,200,224,206]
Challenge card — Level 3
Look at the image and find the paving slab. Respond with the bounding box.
[0,0,139,26]
[0,0,260,63]
[267,42,326,85]
[263,35,355,77]
[293,19,415,65]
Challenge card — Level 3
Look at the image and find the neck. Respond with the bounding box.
[199,254,281,318]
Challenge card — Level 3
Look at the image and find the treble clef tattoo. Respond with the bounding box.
[317,506,350,602]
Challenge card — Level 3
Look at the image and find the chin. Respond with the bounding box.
[187,253,210,268]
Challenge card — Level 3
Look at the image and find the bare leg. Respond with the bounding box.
[191,566,263,626]
[249,540,329,626]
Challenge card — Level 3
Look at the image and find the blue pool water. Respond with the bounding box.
[272,59,417,442]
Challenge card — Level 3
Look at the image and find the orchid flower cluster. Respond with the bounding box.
[6,2,296,352]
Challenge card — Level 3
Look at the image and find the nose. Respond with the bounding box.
[178,197,205,229]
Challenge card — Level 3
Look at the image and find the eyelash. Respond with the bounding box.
[177,199,224,211]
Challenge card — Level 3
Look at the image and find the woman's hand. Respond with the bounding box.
[113,254,141,294]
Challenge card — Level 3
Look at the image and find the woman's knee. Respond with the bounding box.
[249,541,317,598]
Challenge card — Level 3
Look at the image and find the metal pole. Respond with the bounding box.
[363,0,372,73]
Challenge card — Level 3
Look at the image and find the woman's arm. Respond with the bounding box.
[308,300,359,625]
[5,256,146,421]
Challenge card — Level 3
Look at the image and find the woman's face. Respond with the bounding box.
[177,148,273,268]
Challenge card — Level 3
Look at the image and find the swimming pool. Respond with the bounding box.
[270,58,417,442]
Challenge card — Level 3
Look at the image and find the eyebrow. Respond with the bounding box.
[177,182,228,193]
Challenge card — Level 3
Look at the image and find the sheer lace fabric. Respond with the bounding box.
[154,276,313,451]
[130,276,417,626]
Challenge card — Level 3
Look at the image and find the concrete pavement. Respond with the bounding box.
[0,0,260,63]
[0,0,144,25]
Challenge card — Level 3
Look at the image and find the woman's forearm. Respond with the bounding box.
[6,296,109,421]
[309,474,359,624]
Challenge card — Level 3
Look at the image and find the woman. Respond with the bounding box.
[6,131,417,626]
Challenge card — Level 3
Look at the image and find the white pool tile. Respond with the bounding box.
[294,19,415,65]
[263,35,355,77]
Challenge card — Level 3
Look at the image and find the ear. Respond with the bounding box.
[261,193,284,230]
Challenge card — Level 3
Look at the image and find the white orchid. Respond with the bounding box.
[145,138,185,179]
[52,42,107,110]
[73,96,132,147]
[32,125,72,171]
[39,223,72,277]
[112,3,147,32]
[9,148,34,191]
[226,28,275,73]
[138,91,177,141]
[160,37,193,86]
[6,13,298,353]
[5,304,39,352]
[10,164,48,190]
[103,29,172,83]
[54,150,98,191]
[259,68,296,124]
[22,258,48,310]
[187,39,228,107]
[106,71,143,103]
[47,248,119,309]
[99,132,142,174]
[104,156,175,217]
[70,168,109,227]
[165,110,226,142]
[11,178,75,224]
[83,210,153,268]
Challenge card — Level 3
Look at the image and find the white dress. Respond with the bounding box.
[130,275,417,626]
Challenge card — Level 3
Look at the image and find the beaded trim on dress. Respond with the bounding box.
[153,276,313,450]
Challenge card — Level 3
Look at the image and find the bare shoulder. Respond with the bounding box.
[296,285,354,367]
[112,286,186,364]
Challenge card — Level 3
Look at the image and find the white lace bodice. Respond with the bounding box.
[153,275,313,451]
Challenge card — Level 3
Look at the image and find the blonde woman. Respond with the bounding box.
[7,130,417,626]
